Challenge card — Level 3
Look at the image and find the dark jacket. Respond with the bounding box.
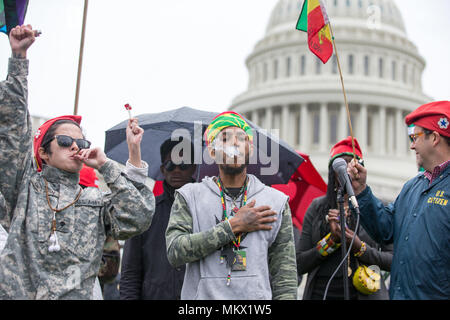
[120,181,185,300]
[297,196,393,300]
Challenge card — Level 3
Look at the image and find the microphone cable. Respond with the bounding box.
[322,207,360,300]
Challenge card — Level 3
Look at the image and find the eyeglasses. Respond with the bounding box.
[408,131,425,143]
[43,135,91,150]
[163,160,193,172]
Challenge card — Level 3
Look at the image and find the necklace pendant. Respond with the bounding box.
[48,231,61,253]
[232,207,239,213]
[348,266,352,277]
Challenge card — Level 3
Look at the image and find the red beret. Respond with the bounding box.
[405,101,450,137]
[79,164,99,188]
[33,115,82,172]
[329,136,363,165]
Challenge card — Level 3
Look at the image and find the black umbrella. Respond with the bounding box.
[104,106,304,185]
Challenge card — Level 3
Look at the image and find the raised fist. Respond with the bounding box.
[9,24,38,58]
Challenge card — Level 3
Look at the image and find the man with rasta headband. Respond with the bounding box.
[0,25,155,299]
[166,111,298,300]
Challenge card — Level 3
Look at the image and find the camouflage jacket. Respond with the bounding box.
[0,58,155,299]
[98,236,121,285]
[166,175,298,300]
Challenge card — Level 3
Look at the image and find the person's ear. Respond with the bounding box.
[432,131,440,147]
[38,147,49,163]
[249,141,254,158]
[208,145,215,159]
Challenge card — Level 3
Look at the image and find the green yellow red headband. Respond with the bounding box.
[204,111,253,146]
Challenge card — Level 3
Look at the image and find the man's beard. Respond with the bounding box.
[218,152,249,176]
[219,163,247,176]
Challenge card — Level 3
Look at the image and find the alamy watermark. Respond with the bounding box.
[367,5,382,30]
[168,121,281,176]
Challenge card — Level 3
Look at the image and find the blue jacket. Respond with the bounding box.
[356,165,450,300]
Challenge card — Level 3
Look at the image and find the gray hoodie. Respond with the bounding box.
[166,174,298,300]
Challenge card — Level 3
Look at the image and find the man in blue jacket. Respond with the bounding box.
[347,101,450,300]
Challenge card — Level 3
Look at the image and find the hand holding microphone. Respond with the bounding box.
[346,158,367,196]
[332,157,364,208]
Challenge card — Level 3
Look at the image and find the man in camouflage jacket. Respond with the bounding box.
[0,25,155,299]
[165,111,297,300]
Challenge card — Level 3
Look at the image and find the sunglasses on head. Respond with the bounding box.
[163,160,193,171]
[43,135,91,150]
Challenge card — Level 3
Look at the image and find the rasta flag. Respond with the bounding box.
[0,0,29,35]
[296,0,333,64]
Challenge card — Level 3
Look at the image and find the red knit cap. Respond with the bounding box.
[33,115,82,172]
[405,101,450,137]
[329,136,363,165]
[79,164,99,188]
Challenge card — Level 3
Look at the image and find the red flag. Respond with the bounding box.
[296,0,333,64]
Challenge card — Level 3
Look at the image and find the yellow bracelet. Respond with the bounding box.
[354,241,367,257]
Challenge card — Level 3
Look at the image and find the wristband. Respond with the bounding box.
[317,233,341,257]
[354,241,367,257]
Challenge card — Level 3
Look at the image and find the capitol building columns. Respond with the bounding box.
[282,105,290,145]
[338,103,347,144]
[359,104,368,151]
[299,103,309,151]
[319,103,329,152]
[265,107,273,134]
[396,108,408,157]
[248,102,413,161]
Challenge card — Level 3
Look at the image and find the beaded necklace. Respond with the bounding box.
[216,176,248,249]
[216,176,249,286]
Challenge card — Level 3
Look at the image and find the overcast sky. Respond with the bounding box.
[1,0,449,149]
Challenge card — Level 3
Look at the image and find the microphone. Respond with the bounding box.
[332,158,359,209]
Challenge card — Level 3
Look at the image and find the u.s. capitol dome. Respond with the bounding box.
[231,0,431,201]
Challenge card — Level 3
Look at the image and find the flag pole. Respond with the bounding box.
[74,0,89,115]
[328,22,357,162]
